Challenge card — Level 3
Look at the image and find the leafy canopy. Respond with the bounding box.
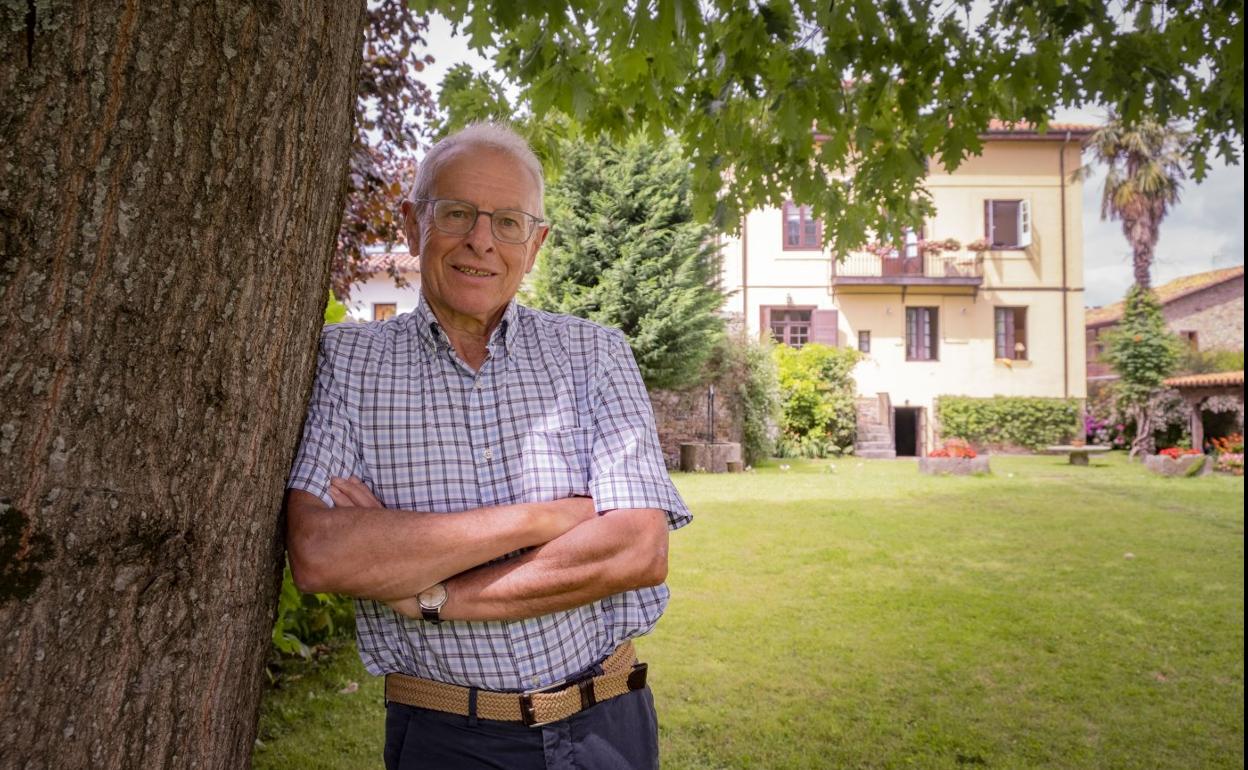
[334,2,439,299]
[412,0,1242,254]
[528,135,726,390]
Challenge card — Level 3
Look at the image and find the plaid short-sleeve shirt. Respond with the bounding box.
[288,299,692,691]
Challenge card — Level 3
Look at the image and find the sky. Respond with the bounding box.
[418,15,1245,309]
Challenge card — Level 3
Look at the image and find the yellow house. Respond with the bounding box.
[719,122,1094,456]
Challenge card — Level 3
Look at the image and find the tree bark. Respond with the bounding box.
[1,3,365,767]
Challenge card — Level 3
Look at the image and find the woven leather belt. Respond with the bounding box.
[384,641,648,727]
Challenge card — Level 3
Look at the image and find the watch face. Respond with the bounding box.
[419,582,447,610]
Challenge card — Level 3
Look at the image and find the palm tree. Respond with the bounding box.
[1082,116,1190,289]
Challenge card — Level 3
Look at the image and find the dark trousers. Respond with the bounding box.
[383,686,660,769]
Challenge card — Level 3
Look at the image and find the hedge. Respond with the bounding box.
[936,396,1081,450]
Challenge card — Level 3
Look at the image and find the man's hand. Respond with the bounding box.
[328,476,383,509]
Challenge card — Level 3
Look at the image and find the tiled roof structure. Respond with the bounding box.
[1086,266,1246,327]
[364,252,420,274]
[1163,370,1244,388]
[981,119,1098,139]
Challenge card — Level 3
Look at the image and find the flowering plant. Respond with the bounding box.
[1083,413,1127,447]
[1214,453,1244,475]
[966,238,990,253]
[916,238,965,257]
[862,241,898,258]
[1158,446,1202,459]
[1210,433,1244,455]
[929,438,977,458]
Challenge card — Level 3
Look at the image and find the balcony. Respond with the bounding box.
[830,253,984,294]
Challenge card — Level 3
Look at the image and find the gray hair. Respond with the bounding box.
[409,123,545,216]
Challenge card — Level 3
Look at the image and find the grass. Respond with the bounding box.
[253,453,1243,769]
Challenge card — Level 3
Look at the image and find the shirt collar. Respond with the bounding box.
[412,297,519,357]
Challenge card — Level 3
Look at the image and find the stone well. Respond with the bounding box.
[679,442,743,473]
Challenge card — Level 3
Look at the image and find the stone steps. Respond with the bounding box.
[856,449,898,459]
[855,395,895,458]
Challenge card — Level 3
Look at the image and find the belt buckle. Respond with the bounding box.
[519,679,570,728]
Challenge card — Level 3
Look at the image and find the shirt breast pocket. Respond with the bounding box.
[521,428,592,501]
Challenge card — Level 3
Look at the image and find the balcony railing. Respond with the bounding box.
[832,253,984,280]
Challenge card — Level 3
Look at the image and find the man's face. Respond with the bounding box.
[401,146,547,334]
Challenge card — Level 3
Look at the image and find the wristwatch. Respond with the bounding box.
[417,582,448,624]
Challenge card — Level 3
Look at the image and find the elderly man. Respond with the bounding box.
[285,123,691,769]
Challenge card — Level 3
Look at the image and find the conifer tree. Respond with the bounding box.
[1104,286,1183,457]
[530,136,726,390]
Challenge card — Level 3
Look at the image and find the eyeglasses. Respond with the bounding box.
[415,198,545,244]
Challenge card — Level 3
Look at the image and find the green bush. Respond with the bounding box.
[1180,348,1244,374]
[713,333,781,465]
[324,290,348,324]
[773,344,861,457]
[937,396,1081,450]
[272,562,355,660]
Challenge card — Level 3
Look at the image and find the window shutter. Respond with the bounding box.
[994,308,1006,358]
[984,200,993,243]
[1004,308,1015,357]
[928,308,938,360]
[812,309,838,346]
[1018,199,1032,247]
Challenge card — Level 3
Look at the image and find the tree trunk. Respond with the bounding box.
[1,3,365,767]
[1130,404,1155,459]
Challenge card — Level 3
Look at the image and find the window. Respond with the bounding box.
[768,308,813,347]
[984,199,1032,249]
[374,303,397,321]
[782,202,821,250]
[902,227,921,259]
[906,307,938,361]
[995,307,1028,360]
[1180,330,1199,350]
[858,330,871,353]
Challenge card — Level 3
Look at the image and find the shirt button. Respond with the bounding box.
[532,676,541,686]
[475,382,483,390]
[483,449,494,460]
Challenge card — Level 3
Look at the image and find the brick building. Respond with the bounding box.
[1085,266,1245,379]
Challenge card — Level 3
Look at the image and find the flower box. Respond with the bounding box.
[919,456,991,476]
[1143,453,1211,477]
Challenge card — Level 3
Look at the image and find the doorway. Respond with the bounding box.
[894,407,922,456]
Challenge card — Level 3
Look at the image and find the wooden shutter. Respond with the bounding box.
[811,309,839,346]
[995,307,1015,359]
[926,307,938,360]
[1018,199,1032,247]
[906,307,917,359]
[1015,308,1027,359]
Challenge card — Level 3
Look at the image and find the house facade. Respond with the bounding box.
[344,252,422,322]
[719,123,1094,456]
[1086,266,1245,379]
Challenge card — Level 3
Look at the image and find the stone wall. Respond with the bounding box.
[1086,275,1243,379]
[649,381,743,469]
[1164,276,1245,351]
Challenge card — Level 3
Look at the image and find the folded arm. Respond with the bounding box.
[285,478,595,601]
[387,506,669,622]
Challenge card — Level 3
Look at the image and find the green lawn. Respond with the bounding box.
[254,454,1244,769]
